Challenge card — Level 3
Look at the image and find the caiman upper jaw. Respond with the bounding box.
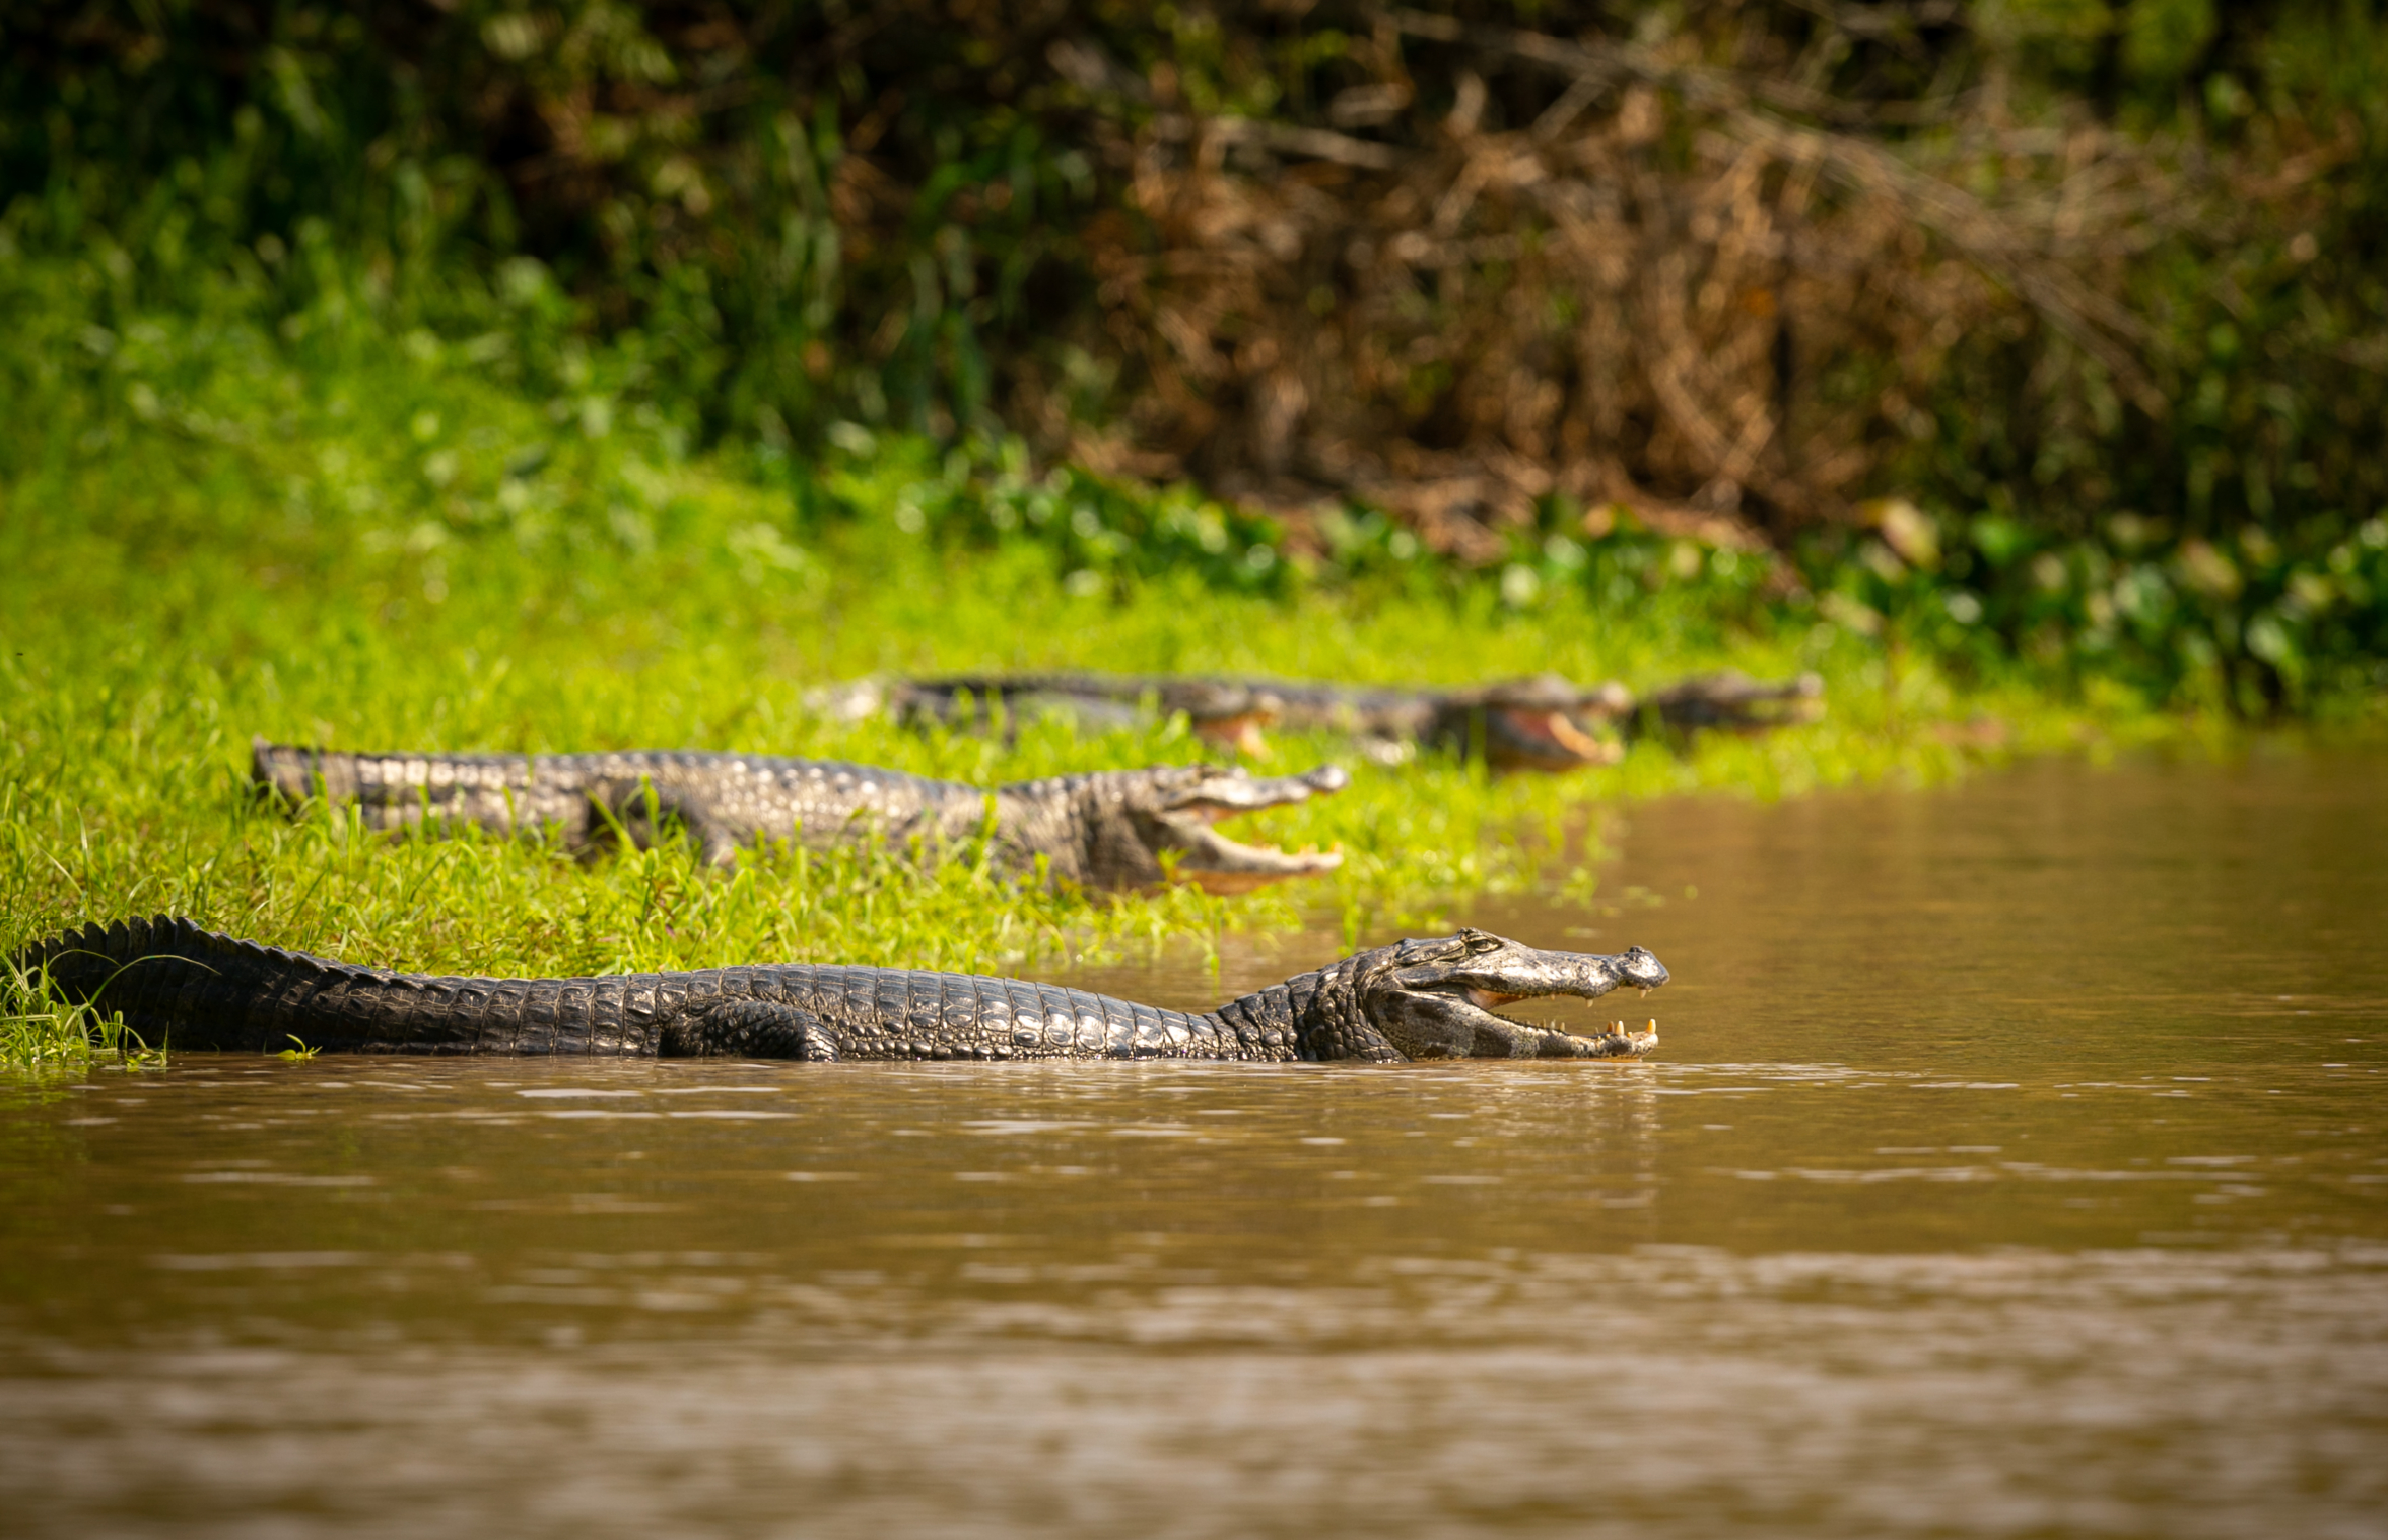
[1162,764,1347,814]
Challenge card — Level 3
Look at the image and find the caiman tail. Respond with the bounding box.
[251,739,577,841]
[11,917,656,1057]
[253,740,361,807]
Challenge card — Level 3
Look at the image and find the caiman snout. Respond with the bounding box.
[1163,763,1348,814]
[1613,945,1669,992]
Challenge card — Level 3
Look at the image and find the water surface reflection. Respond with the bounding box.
[1,749,2383,1537]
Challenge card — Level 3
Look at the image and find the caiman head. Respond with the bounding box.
[1072,764,1348,893]
[1159,680,1286,760]
[1427,675,1633,772]
[1647,669,1827,731]
[1336,927,1670,1059]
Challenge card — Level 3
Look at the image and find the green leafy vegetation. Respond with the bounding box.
[9,1,2386,711]
[0,272,2163,1066]
[6,1,2381,1066]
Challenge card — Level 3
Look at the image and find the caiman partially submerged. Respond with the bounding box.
[251,743,1345,894]
[820,670,1823,769]
[15,919,1669,1062]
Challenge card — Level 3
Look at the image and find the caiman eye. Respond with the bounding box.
[1465,932,1503,954]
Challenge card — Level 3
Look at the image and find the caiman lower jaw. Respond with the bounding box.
[1465,988,1658,1058]
[1190,712,1277,760]
[1172,835,1344,895]
[1487,708,1623,770]
[1155,811,1342,894]
[1522,1018,1658,1058]
[1571,1020,1660,1057]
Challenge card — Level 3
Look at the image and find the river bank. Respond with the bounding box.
[1,317,2207,1066]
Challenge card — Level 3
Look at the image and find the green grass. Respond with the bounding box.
[0,303,2195,1066]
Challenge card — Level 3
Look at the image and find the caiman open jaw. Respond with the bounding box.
[1146,765,1349,894]
[1441,676,1633,771]
[1508,677,1633,769]
[1180,685,1287,760]
[1366,928,1670,1060]
[1481,706,1622,771]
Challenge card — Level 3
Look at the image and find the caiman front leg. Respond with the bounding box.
[660,1000,838,1059]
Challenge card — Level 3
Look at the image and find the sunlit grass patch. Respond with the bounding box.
[1,952,161,1070]
[0,307,2212,1066]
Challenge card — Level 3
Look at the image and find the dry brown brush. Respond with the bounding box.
[1043,6,2275,558]
[7,0,2378,576]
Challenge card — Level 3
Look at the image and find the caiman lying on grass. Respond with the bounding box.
[251,742,1346,894]
[819,670,1824,769]
[14,920,1670,1062]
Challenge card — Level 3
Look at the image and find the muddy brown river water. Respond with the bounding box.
[2,748,2384,1538]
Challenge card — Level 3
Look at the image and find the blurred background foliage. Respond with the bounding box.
[4,0,2385,712]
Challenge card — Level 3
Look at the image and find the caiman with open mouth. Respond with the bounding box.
[12,921,1668,1062]
[250,743,1346,894]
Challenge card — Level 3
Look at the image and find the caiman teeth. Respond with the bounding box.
[1460,987,1654,1047]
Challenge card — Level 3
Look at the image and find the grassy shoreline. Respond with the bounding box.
[0,319,2210,1067]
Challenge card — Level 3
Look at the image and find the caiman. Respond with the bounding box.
[819,669,1823,769]
[250,742,1346,894]
[14,919,1670,1062]
[1639,670,1828,732]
